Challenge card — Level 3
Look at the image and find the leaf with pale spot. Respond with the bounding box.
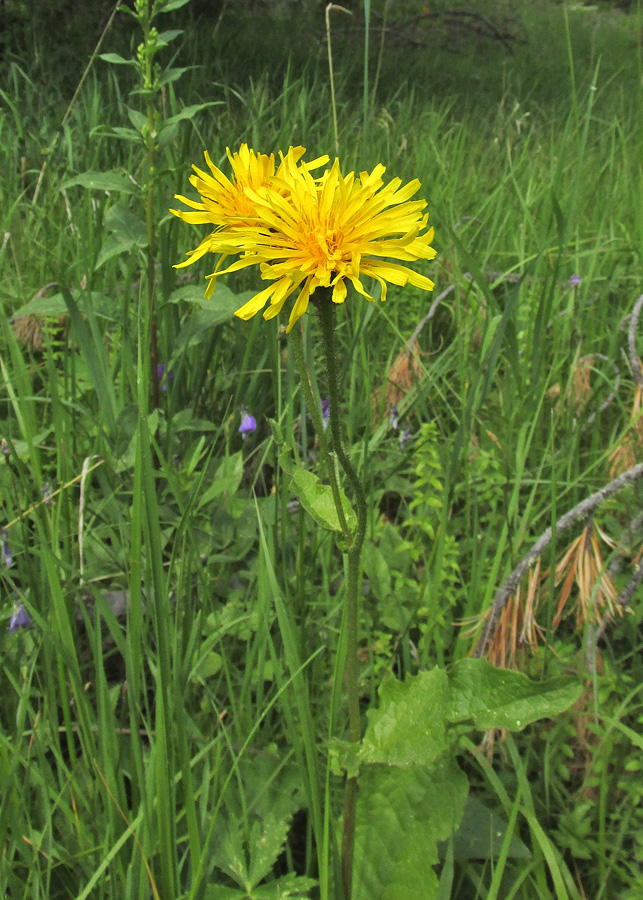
[360,668,450,767]
[352,760,468,900]
[446,658,582,732]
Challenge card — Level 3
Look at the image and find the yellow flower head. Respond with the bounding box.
[172,146,436,332]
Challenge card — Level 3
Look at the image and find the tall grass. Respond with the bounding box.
[1,1,643,898]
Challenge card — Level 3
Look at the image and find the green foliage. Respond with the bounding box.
[1,0,643,897]
[280,450,357,535]
[446,659,583,732]
[352,761,469,900]
[352,662,580,896]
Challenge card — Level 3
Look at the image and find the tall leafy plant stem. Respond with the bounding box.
[371,0,391,107]
[362,0,371,146]
[325,3,352,156]
[141,2,160,410]
[290,325,352,547]
[314,293,367,900]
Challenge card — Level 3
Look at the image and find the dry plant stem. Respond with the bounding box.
[406,283,456,350]
[475,462,643,657]
[596,563,643,640]
[290,325,352,547]
[578,353,620,429]
[32,0,123,205]
[325,4,353,156]
[627,294,643,389]
[315,294,367,900]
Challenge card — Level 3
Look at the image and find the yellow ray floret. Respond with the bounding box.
[172,146,436,332]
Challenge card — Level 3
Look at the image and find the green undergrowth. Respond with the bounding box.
[1,1,643,898]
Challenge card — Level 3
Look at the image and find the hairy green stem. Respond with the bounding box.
[314,293,367,900]
[290,324,352,547]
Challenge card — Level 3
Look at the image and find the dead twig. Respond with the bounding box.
[627,294,643,389]
[474,462,643,657]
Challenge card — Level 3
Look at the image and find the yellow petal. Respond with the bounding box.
[332,278,347,304]
[235,283,279,320]
[286,278,315,332]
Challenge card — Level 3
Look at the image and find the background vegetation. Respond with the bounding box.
[1,0,643,897]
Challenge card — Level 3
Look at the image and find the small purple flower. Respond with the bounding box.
[321,398,330,431]
[157,364,174,391]
[570,274,582,288]
[399,427,412,449]
[239,410,257,440]
[389,405,399,431]
[8,603,30,633]
[1,530,11,567]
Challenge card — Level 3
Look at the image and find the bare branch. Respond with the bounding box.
[405,284,456,352]
[474,462,643,657]
[627,294,643,388]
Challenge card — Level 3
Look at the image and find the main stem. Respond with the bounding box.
[142,4,158,411]
[290,324,352,547]
[315,294,367,900]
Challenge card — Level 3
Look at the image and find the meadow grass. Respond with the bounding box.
[1,1,643,898]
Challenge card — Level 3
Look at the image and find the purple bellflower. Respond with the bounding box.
[321,398,330,431]
[389,405,399,431]
[1,530,11,567]
[9,604,30,633]
[570,274,582,288]
[157,364,175,391]
[239,410,257,440]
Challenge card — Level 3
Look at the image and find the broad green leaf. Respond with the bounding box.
[360,668,450,767]
[205,877,315,900]
[211,818,248,887]
[61,287,117,434]
[362,541,391,601]
[104,203,147,243]
[60,171,137,194]
[95,234,145,270]
[127,107,148,133]
[447,658,582,732]
[447,795,531,861]
[252,875,317,898]
[280,455,357,534]
[158,122,179,149]
[197,452,244,509]
[3,429,52,460]
[95,203,147,269]
[352,760,468,900]
[266,417,285,447]
[202,888,245,900]
[195,651,222,680]
[167,284,213,306]
[96,126,143,144]
[168,283,250,311]
[158,66,194,86]
[248,813,292,885]
[98,52,136,66]
[171,286,254,350]
[162,102,222,129]
[156,29,183,46]
[327,737,360,779]
[156,0,191,10]
[12,291,114,319]
[170,408,218,432]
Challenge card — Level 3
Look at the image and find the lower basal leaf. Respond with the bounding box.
[352,759,468,900]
